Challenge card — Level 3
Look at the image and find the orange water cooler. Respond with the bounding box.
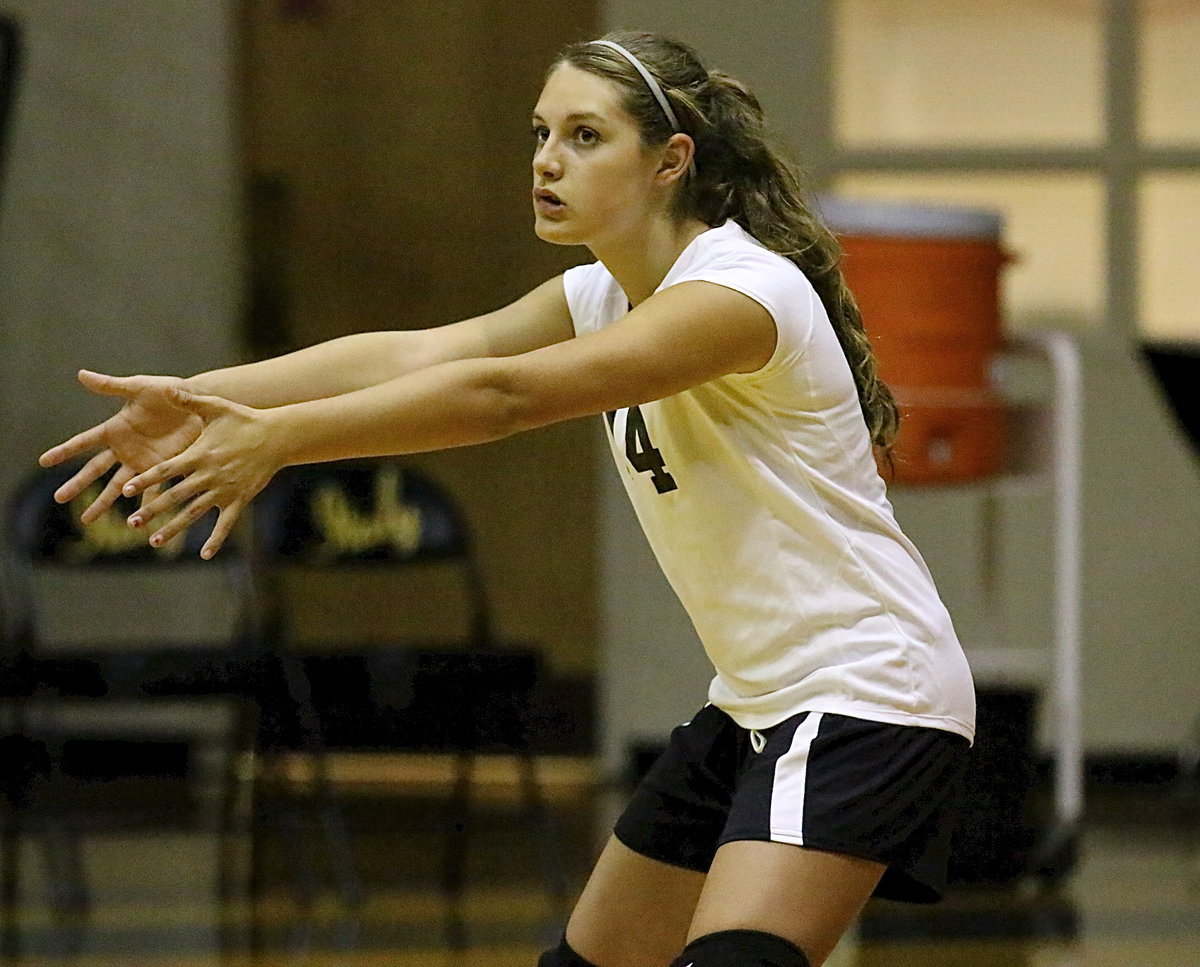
[819,198,1011,484]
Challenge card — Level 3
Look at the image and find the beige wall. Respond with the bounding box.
[0,1,247,680]
[0,1,242,516]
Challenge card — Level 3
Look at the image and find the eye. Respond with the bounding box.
[575,127,600,145]
[531,125,549,144]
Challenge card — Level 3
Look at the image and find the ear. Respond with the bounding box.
[656,132,696,185]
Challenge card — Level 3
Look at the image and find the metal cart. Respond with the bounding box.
[956,330,1084,885]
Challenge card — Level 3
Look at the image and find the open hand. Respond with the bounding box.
[39,371,203,523]
[121,391,282,559]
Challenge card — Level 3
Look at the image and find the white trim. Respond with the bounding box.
[769,712,823,844]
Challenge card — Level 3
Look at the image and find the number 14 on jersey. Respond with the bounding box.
[606,406,678,494]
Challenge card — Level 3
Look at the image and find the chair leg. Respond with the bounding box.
[1,806,20,962]
[0,728,43,957]
[246,760,273,958]
[307,751,364,909]
[442,750,474,949]
[1,785,90,959]
[282,793,325,908]
[278,655,363,909]
[516,749,569,922]
[217,702,258,959]
[43,821,89,918]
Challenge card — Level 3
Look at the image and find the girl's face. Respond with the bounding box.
[531,65,667,249]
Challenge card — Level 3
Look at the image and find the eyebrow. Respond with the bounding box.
[530,111,608,125]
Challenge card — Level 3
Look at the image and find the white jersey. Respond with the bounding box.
[563,220,976,741]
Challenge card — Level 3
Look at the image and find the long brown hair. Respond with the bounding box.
[553,31,899,450]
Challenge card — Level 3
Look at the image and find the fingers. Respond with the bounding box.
[138,489,242,559]
[126,471,221,551]
[40,424,109,469]
[77,369,139,398]
[145,493,219,550]
[41,371,157,467]
[50,449,117,504]
[122,455,186,498]
[80,463,136,525]
[138,482,162,515]
[200,501,245,560]
[127,471,205,526]
[49,452,160,528]
[125,484,242,559]
[108,469,243,561]
[128,469,216,545]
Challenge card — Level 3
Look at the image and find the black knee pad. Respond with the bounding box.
[537,935,598,967]
[670,929,811,967]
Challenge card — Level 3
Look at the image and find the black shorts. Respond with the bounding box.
[613,703,971,903]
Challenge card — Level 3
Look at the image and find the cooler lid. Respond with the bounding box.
[816,195,1003,240]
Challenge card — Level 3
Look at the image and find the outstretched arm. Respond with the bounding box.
[39,276,575,520]
[123,280,777,559]
[184,276,576,407]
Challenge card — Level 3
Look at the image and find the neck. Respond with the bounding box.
[590,215,713,307]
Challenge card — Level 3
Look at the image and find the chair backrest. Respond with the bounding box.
[8,460,218,567]
[252,459,493,646]
[4,461,251,652]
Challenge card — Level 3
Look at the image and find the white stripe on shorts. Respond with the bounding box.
[768,711,823,845]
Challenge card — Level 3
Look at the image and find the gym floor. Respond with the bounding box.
[2,754,1198,966]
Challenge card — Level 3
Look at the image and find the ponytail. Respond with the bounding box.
[689,72,899,450]
[558,34,900,452]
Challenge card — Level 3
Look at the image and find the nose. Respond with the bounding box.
[533,138,562,181]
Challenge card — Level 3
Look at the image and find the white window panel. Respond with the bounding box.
[834,0,1104,147]
[1140,1,1200,146]
[832,173,1105,330]
[1139,174,1200,341]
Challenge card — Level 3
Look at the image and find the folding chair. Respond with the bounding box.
[0,459,259,953]
[252,458,566,944]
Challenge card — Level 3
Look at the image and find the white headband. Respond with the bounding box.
[590,39,682,133]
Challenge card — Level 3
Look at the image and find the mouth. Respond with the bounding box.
[533,187,565,212]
